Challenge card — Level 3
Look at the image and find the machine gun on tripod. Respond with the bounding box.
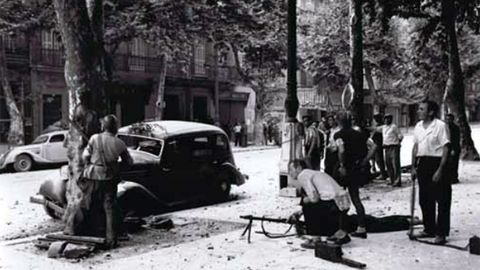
[239,215,301,243]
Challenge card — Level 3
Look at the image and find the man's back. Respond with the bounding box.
[334,128,368,168]
[87,132,128,164]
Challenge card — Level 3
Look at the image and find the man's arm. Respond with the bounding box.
[395,125,403,141]
[120,147,133,166]
[82,137,94,164]
[336,138,347,176]
[433,144,449,183]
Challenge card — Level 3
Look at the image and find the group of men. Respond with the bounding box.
[293,111,376,246]
[290,100,460,247]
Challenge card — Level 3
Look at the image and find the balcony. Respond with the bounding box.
[29,47,240,83]
[31,48,64,68]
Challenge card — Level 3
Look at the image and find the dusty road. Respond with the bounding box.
[1,130,480,269]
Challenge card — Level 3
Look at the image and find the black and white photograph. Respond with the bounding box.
[1,0,480,269]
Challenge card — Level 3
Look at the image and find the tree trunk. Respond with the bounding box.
[253,85,267,145]
[155,53,168,120]
[0,38,24,145]
[53,0,102,235]
[349,0,364,126]
[441,0,480,160]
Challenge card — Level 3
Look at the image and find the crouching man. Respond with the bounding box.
[288,160,352,247]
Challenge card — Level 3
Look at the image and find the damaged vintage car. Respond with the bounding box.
[31,121,247,219]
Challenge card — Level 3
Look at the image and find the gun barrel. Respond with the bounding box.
[240,215,288,223]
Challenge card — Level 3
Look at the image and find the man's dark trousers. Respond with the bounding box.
[384,145,401,185]
[374,146,388,178]
[82,180,119,246]
[417,157,452,237]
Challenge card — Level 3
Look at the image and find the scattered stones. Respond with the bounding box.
[63,243,94,259]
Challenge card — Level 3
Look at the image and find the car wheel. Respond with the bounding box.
[213,171,232,200]
[13,154,33,172]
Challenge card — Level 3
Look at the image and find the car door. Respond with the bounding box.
[153,137,192,202]
[44,133,68,162]
[186,134,216,198]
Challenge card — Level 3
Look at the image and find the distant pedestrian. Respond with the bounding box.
[233,122,242,146]
[372,114,388,180]
[411,100,451,245]
[334,111,377,240]
[446,113,460,184]
[81,115,133,249]
[263,122,269,145]
[383,114,403,186]
[241,121,247,147]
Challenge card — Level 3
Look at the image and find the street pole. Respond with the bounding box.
[279,0,303,193]
[285,0,299,122]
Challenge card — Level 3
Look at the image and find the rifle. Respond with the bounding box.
[240,215,298,243]
[408,173,416,240]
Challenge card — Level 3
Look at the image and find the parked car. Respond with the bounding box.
[31,121,247,218]
[0,130,69,172]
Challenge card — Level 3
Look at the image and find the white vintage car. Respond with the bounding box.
[0,130,69,172]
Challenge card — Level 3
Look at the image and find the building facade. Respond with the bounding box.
[1,32,248,144]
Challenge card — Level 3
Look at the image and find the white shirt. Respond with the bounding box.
[382,124,403,146]
[298,169,350,211]
[413,118,450,157]
[327,126,341,151]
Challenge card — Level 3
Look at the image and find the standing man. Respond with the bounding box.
[325,114,340,175]
[262,121,269,145]
[82,115,133,249]
[383,114,403,187]
[302,116,321,170]
[233,122,242,146]
[411,100,451,245]
[372,114,388,180]
[334,111,377,239]
[446,113,461,184]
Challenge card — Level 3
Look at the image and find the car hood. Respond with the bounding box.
[128,149,161,165]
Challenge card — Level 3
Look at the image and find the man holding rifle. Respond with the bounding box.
[411,100,451,245]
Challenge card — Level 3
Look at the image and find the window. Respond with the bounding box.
[49,134,65,143]
[194,40,206,75]
[41,30,61,50]
[129,38,146,71]
[118,135,163,156]
[192,136,212,158]
[32,135,48,144]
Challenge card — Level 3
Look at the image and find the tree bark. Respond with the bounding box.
[53,0,102,235]
[349,0,364,126]
[155,53,168,120]
[0,38,24,145]
[441,0,480,160]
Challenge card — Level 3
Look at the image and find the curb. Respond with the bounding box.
[232,145,280,153]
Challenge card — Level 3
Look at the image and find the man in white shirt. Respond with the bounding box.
[288,160,351,246]
[383,114,403,186]
[411,100,451,245]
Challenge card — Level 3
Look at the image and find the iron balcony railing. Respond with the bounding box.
[29,48,240,82]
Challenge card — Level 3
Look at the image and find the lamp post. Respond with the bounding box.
[279,0,303,193]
